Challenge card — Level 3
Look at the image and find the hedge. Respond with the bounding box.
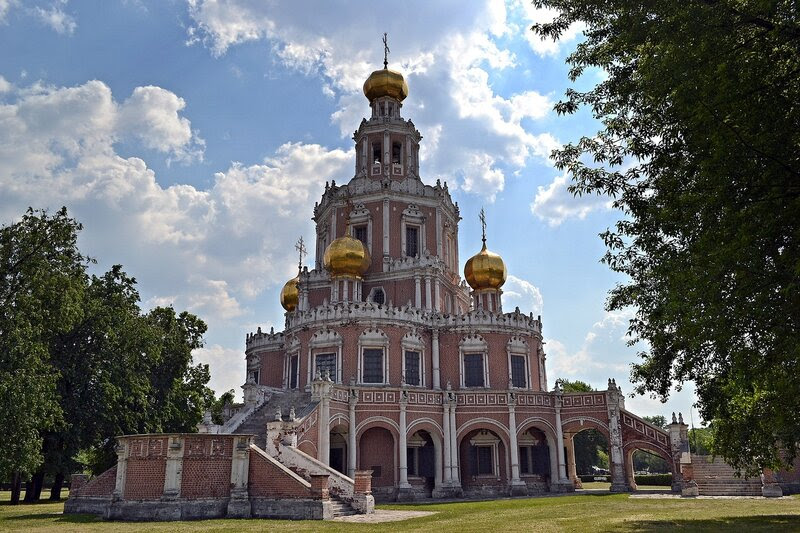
[634,474,672,486]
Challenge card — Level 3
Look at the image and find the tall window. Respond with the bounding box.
[392,142,402,164]
[353,225,368,247]
[464,353,485,387]
[404,350,420,386]
[406,226,419,257]
[511,354,527,388]
[362,348,384,383]
[372,142,381,164]
[472,445,494,475]
[372,288,385,305]
[315,352,336,381]
[289,355,299,389]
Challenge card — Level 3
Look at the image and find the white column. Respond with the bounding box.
[442,402,452,484]
[449,400,460,484]
[434,279,441,312]
[425,276,432,311]
[163,436,184,499]
[415,275,422,308]
[554,396,567,481]
[398,399,411,488]
[113,439,129,499]
[432,329,441,390]
[508,404,521,483]
[319,392,331,466]
[342,278,349,302]
[348,394,357,479]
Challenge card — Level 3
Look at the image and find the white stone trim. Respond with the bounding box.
[459,334,489,389]
[358,327,389,385]
[507,336,531,390]
[401,330,425,387]
[308,329,343,384]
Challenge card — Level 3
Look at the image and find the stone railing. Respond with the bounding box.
[275,445,356,503]
[283,301,541,334]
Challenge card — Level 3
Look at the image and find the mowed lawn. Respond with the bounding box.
[1,491,799,533]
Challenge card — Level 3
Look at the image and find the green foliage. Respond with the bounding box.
[556,378,593,393]
[533,1,800,473]
[634,474,672,486]
[0,208,216,486]
[642,415,667,430]
[633,450,669,473]
[211,389,236,425]
[689,427,714,456]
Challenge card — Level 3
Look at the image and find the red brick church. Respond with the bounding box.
[66,55,792,522]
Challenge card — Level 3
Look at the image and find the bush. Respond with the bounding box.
[634,474,672,486]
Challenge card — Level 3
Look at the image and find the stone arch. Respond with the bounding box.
[355,416,400,438]
[458,425,510,496]
[329,413,349,429]
[563,421,612,487]
[358,425,397,497]
[517,419,560,485]
[622,439,676,491]
[406,418,444,489]
[329,423,349,475]
[297,439,317,456]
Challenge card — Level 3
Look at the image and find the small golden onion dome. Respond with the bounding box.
[323,235,371,278]
[363,68,409,102]
[280,275,299,312]
[464,243,507,290]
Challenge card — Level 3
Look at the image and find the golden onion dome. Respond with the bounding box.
[323,235,371,278]
[279,275,299,312]
[464,242,507,291]
[363,68,408,102]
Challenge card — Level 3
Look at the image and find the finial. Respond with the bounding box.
[672,412,677,424]
[479,207,487,246]
[295,236,307,273]
[382,32,390,69]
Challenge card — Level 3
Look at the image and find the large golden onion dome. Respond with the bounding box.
[280,275,299,312]
[464,242,507,291]
[323,235,371,278]
[363,68,408,102]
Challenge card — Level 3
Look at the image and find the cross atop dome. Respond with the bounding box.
[383,32,390,69]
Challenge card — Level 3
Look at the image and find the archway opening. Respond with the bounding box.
[407,430,436,497]
[627,448,673,491]
[459,428,506,496]
[569,428,610,489]
[359,426,396,497]
[329,424,348,475]
[518,427,551,492]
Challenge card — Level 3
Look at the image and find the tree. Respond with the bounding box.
[533,1,800,473]
[642,415,667,430]
[0,208,89,503]
[555,378,593,393]
[0,208,217,502]
[555,379,608,474]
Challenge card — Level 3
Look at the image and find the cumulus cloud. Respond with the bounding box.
[531,172,611,226]
[502,274,543,316]
[194,344,245,399]
[34,1,76,35]
[0,78,353,394]
[185,0,561,201]
[511,0,584,57]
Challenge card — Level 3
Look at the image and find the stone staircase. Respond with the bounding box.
[231,390,316,448]
[329,495,358,517]
[691,455,763,496]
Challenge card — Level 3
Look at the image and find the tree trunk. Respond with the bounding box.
[50,472,64,500]
[10,472,21,505]
[23,471,45,502]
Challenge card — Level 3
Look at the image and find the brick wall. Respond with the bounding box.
[180,436,233,499]
[359,427,395,487]
[74,466,116,498]
[248,451,311,499]
[125,458,166,500]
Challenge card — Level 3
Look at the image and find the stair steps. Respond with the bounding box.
[329,496,358,517]
[691,456,762,496]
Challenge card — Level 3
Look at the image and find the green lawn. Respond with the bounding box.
[1,491,799,532]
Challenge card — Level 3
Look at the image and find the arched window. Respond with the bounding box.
[372,142,381,164]
[392,142,402,164]
[372,288,385,305]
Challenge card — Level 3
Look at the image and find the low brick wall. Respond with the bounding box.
[64,433,341,521]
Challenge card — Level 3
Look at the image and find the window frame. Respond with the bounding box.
[401,331,425,388]
[459,335,489,389]
[307,330,342,384]
[358,328,389,385]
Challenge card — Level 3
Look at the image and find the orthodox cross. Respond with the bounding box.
[479,207,487,245]
[295,236,307,272]
[383,32,390,69]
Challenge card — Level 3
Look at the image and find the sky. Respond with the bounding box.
[0,0,699,423]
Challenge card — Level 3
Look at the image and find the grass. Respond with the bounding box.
[1,490,799,532]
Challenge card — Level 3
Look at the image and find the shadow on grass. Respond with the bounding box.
[615,515,800,532]
[3,512,101,524]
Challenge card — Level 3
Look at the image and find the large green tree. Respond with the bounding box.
[533,1,800,472]
[1,208,218,502]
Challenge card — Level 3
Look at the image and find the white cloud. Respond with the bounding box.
[502,274,543,316]
[34,1,76,35]
[194,344,245,400]
[0,75,11,93]
[0,78,352,395]
[185,0,561,201]
[531,172,611,226]
[512,0,584,57]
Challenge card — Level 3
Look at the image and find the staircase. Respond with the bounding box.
[230,390,316,448]
[329,495,358,518]
[691,455,763,496]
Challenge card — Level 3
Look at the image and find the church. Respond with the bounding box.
[65,54,723,522]
[230,56,680,501]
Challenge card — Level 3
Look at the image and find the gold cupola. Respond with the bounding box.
[280,275,299,312]
[363,33,408,102]
[464,209,507,291]
[323,235,371,279]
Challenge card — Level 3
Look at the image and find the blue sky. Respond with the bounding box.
[0,0,698,422]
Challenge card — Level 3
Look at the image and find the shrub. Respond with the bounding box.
[634,474,672,486]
